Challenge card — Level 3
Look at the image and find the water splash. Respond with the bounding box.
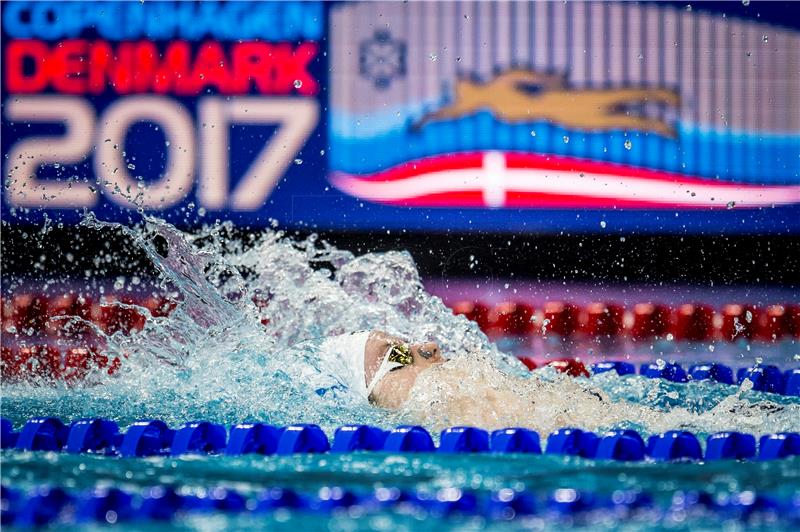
[3,216,517,432]
[3,216,798,437]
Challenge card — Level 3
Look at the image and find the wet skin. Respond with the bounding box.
[364,330,444,409]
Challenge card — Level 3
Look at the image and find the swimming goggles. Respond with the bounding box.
[387,343,413,366]
[366,342,413,398]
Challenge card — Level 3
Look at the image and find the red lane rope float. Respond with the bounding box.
[485,302,535,337]
[582,302,625,337]
[545,358,590,377]
[4,292,798,341]
[1,292,177,340]
[449,300,491,331]
[518,357,589,378]
[671,303,715,341]
[451,300,800,342]
[541,301,580,337]
[1,346,122,383]
[629,303,672,340]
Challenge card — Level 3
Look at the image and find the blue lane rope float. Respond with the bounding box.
[489,428,542,453]
[688,363,735,384]
[439,426,490,453]
[382,425,435,452]
[705,432,756,460]
[640,362,688,382]
[646,431,703,461]
[545,428,599,458]
[331,424,387,452]
[2,417,798,462]
[594,430,646,461]
[587,360,800,397]
[170,421,227,456]
[276,424,330,455]
[785,368,800,396]
[736,365,784,393]
[226,423,281,455]
[591,361,636,376]
[65,418,119,454]
[2,484,799,528]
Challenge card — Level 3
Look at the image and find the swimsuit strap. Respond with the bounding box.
[366,345,405,398]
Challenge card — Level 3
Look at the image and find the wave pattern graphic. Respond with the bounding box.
[331,151,800,209]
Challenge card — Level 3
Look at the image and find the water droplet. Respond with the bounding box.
[293,79,303,89]
[624,139,632,150]
[127,163,136,170]
[530,130,536,137]
[726,201,736,209]
[294,158,303,165]
[742,0,750,5]
[600,220,607,228]
[429,53,437,61]
[762,35,768,43]
[562,135,570,144]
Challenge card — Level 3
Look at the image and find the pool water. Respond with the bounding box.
[3,443,799,530]
[2,217,799,529]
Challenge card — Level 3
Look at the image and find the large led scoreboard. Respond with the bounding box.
[2,1,799,234]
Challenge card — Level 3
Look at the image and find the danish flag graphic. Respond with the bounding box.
[331,152,800,209]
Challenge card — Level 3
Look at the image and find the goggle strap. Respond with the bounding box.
[366,346,407,398]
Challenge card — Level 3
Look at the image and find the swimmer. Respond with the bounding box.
[321,329,619,433]
[320,330,795,436]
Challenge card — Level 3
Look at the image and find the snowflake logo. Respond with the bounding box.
[359,30,406,90]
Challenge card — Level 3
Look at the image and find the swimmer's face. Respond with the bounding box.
[365,331,445,409]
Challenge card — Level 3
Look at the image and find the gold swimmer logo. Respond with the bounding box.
[416,69,681,137]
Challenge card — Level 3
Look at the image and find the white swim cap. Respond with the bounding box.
[318,331,372,401]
